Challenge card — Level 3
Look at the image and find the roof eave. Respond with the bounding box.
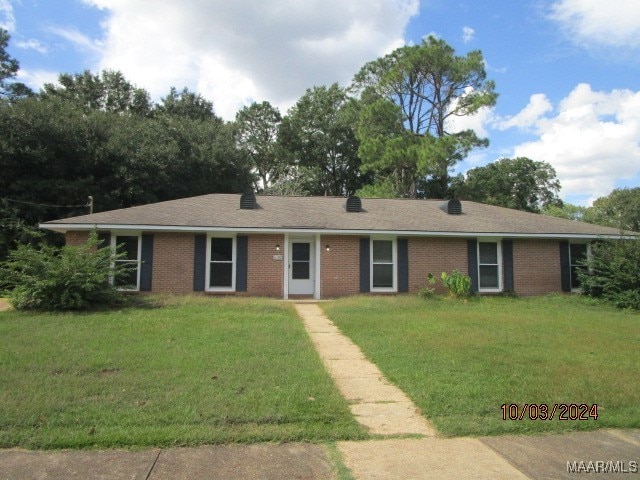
[39,222,633,240]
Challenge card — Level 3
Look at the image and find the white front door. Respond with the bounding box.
[288,239,315,295]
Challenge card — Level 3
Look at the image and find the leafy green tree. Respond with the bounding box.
[42,70,152,115]
[0,93,252,258]
[453,157,561,212]
[156,86,217,121]
[279,83,364,196]
[0,28,32,99]
[234,101,284,191]
[352,36,497,198]
[542,202,586,221]
[0,96,96,226]
[583,187,640,232]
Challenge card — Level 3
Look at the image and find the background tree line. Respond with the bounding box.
[1,28,638,260]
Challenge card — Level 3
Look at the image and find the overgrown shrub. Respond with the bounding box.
[0,232,130,311]
[578,238,640,310]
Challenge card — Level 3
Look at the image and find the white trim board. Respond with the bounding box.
[39,223,632,240]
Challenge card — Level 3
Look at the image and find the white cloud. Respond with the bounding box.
[496,93,553,131]
[549,0,640,48]
[16,68,60,91]
[447,105,493,138]
[462,26,474,43]
[82,0,419,119]
[508,83,640,200]
[15,39,48,54]
[47,26,104,54]
[0,0,15,31]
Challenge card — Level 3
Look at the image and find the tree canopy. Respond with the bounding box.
[352,36,497,198]
[234,101,283,192]
[42,70,152,115]
[0,29,32,99]
[453,157,561,212]
[583,187,640,232]
[279,83,364,196]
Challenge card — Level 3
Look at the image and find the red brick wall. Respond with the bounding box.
[65,231,90,246]
[320,235,360,298]
[152,232,195,294]
[247,234,284,297]
[63,230,565,297]
[513,239,561,295]
[408,237,469,294]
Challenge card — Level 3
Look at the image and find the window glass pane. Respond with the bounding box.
[372,240,392,263]
[211,238,233,262]
[570,244,587,265]
[116,236,138,261]
[115,262,138,288]
[479,242,497,264]
[479,265,499,289]
[210,262,233,287]
[373,264,393,288]
[292,243,310,261]
[292,261,310,279]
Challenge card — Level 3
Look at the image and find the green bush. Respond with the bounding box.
[0,232,130,311]
[578,238,640,310]
[419,270,472,299]
[441,270,472,298]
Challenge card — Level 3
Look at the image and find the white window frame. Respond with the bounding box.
[370,237,397,293]
[206,234,236,292]
[111,232,141,292]
[477,239,502,293]
[569,242,590,292]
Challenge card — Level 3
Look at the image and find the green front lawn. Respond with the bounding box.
[0,296,365,449]
[323,294,640,437]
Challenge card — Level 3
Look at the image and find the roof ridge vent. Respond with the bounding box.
[439,199,462,215]
[240,191,257,209]
[345,196,362,212]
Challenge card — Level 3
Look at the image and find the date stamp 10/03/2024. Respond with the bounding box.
[501,403,599,421]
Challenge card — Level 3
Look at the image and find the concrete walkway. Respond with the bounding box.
[294,302,436,437]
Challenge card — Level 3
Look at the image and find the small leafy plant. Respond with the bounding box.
[441,270,472,298]
[418,272,437,299]
[418,270,472,300]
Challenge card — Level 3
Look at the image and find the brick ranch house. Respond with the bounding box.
[41,193,626,299]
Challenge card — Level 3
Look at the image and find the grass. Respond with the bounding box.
[0,296,366,449]
[323,294,640,437]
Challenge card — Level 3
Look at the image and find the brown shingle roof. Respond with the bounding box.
[41,194,630,238]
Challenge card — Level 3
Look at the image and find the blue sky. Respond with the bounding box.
[3,0,640,204]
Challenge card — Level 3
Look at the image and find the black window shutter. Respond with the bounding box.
[397,238,409,293]
[467,239,479,293]
[193,234,207,292]
[559,240,571,292]
[359,237,370,293]
[140,233,154,292]
[236,235,248,292]
[502,240,514,293]
[97,231,111,249]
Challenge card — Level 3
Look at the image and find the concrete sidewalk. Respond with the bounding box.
[1,430,638,480]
